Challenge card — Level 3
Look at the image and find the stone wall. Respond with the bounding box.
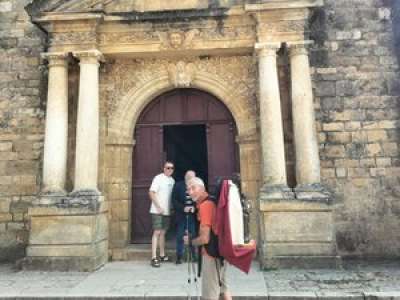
[0,0,46,261]
[311,0,400,257]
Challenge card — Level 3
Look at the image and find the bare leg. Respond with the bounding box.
[151,230,160,259]
[159,229,166,257]
[221,292,232,300]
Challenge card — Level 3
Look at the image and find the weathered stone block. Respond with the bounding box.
[370,168,386,177]
[263,211,334,243]
[366,143,383,157]
[323,122,344,131]
[351,131,368,143]
[30,215,95,244]
[0,142,12,151]
[348,168,369,178]
[327,132,351,144]
[382,143,398,157]
[345,121,361,131]
[321,168,335,178]
[376,157,391,167]
[315,82,336,97]
[367,130,387,143]
[0,2,12,13]
[336,168,347,178]
[0,213,12,222]
[324,145,346,158]
[0,197,11,213]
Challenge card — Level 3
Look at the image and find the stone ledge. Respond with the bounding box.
[260,200,332,212]
[18,255,106,272]
[263,255,342,270]
[28,200,107,216]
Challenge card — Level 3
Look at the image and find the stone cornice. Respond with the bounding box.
[73,50,105,64]
[245,0,323,12]
[33,12,103,23]
[255,42,282,57]
[41,52,69,67]
[287,40,314,57]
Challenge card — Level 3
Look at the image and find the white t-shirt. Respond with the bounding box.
[149,173,175,216]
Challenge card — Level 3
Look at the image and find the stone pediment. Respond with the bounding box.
[26,0,323,17]
[26,0,104,16]
[26,0,243,16]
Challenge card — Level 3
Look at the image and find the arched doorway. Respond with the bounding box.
[131,89,239,243]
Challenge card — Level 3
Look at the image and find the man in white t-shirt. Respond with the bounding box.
[149,161,175,267]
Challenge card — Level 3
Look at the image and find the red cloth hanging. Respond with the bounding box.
[215,180,256,274]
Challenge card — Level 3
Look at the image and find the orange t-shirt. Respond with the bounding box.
[197,199,216,256]
[197,200,215,227]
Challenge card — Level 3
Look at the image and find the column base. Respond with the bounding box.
[258,187,340,269]
[22,193,108,272]
[259,184,294,201]
[34,191,68,206]
[295,183,331,202]
[19,254,107,272]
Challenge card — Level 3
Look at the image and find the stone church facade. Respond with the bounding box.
[0,0,399,271]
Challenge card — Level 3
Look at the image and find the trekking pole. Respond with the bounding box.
[186,214,192,300]
[188,214,200,300]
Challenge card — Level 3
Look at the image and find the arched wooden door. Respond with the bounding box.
[131,89,239,243]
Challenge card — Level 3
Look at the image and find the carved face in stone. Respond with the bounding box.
[169,32,183,49]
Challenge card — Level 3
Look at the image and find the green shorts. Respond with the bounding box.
[151,214,170,230]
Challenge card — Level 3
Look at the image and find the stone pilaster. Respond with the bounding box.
[256,42,293,200]
[288,41,328,200]
[72,50,104,194]
[40,52,69,197]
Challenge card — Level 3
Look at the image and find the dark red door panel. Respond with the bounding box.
[132,125,163,243]
[207,122,238,193]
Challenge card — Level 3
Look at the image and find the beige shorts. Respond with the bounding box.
[201,255,228,300]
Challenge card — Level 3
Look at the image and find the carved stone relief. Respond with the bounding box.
[157,29,199,50]
[167,61,197,87]
[100,56,257,119]
[50,31,97,46]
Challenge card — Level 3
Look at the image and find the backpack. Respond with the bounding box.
[198,178,256,277]
[203,179,225,259]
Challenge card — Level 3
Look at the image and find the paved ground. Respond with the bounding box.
[0,260,399,299]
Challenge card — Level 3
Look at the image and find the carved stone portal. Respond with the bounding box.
[167,61,197,87]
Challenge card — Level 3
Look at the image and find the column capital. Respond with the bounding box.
[41,52,68,67]
[255,42,282,57]
[287,40,314,57]
[73,50,105,64]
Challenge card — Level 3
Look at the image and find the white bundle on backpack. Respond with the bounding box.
[228,180,244,245]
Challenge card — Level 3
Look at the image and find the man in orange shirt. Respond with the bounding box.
[185,177,232,300]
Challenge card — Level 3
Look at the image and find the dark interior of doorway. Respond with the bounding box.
[163,124,208,243]
[164,125,208,184]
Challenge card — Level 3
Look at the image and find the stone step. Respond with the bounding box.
[116,244,178,261]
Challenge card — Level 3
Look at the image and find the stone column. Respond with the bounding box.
[72,50,104,194]
[288,41,326,199]
[41,52,69,194]
[256,43,292,199]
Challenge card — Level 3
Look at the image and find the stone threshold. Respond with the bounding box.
[1,292,400,300]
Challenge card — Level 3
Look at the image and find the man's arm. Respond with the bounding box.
[149,191,163,214]
[188,224,210,246]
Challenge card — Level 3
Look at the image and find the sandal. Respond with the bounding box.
[151,258,160,268]
[159,255,169,262]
